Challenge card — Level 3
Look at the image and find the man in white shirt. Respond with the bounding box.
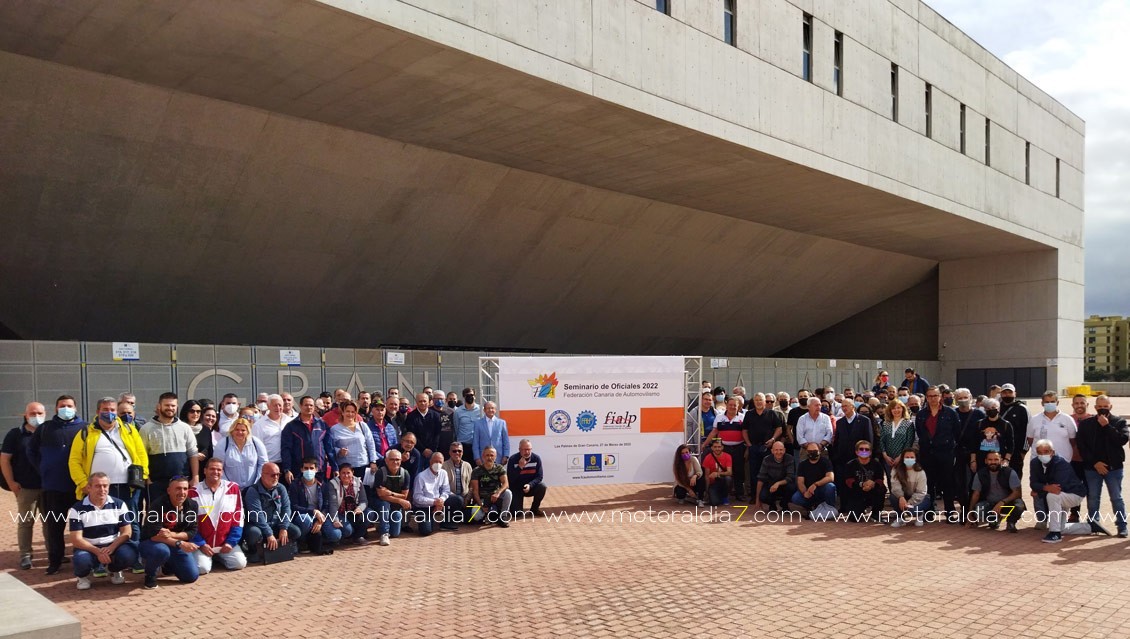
[410,452,462,535]
[280,393,298,421]
[252,395,286,467]
[1028,391,1081,521]
[796,398,833,452]
[217,394,241,435]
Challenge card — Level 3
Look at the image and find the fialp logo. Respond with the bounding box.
[528,372,560,399]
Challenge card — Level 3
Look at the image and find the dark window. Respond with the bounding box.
[1025,141,1031,185]
[724,0,736,46]
[959,103,966,154]
[802,14,813,81]
[833,31,843,95]
[891,63,899,122]
[1055,158,1061,198]
[925,84,933,138]
[656,0,670,15]
[985,118,991,166]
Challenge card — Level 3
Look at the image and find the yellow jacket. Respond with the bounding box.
[68,420,150,498]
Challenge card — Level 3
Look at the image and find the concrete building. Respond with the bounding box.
[0,0,1084,392]
[1085,315,1130,376]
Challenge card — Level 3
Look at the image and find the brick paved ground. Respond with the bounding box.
[3,477,1130,639]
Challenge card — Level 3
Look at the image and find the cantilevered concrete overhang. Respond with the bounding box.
[0,0,1084,381]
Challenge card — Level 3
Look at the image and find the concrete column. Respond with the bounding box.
[938,247,1084,392]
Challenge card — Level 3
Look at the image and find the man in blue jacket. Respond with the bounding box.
[280,396,331,483]
[507,439,547,518]
[28,395,87,575]
[900,368,930,395]
[1030,439,1106,542]
[914,386,961,521]
[243,462,302,557]
[473,402,510,466]
[452,388,482,463]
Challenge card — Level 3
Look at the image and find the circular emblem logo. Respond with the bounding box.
[548,409,572,434]
[576,410,598,433]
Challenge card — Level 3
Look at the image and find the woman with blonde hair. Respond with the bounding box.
[879,399,917,469]
[220,416,268,488]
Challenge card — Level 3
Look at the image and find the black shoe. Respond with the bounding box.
[45,564,60,576]
[498,520,510,528]
[439,523,459,531]
[1007,522,1018,533]
[531,508,543,518]
[1091,522,1112,536]
[1118,529,1129,538]
[144,575,158,589]
[61,556,71,564]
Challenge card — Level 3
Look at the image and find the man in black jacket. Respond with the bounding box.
[404,393,442,460]
[915,386,962,521]
[1077,395,1130,537]
[998,383,1030,479]
[139,476,200,589]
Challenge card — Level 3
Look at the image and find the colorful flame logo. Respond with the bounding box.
[528,372,559,399]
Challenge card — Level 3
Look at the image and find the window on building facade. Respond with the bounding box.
[833,30,843,95]
[802,13,813,81]
[724,0,736,46]
[891,64,899,122]
[656,0,670,15]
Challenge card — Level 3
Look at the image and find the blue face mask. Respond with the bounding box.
[302,469,317,481]
[1043,402,1058,413]
[853,401,863,409]
[789,402,799,410]
[58,406,76,421]
[99,411,117,425]
[857,450,871,459]
[120,414,135,424]
[903,457,916,468]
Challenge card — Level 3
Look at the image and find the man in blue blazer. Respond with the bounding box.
[473,402,509,466]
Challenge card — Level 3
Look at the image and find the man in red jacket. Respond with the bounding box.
[188,458,246,574]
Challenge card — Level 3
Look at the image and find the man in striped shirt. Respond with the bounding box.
[67,472,137,590]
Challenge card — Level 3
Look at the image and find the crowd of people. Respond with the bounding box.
[0,387,549,590]
[678,368,1129,543]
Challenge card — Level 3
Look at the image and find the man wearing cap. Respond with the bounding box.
[998,384,1030,480]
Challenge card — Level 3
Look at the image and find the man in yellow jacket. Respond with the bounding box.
[69,396,149,574]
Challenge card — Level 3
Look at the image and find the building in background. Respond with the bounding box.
[1085,315,1130,378]
[0,0,1084,391]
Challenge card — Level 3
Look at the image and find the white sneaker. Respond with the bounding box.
[379,533,390,546]
[915,518,925,527]
[110,571,125,585]
[76,576,92,590]
[696,500,705,507]
[891,518,904,528]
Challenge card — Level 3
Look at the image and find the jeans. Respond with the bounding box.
[108,484,141,545]
[295,513,344,552]
[193,546,247,574]
[343,509,371,540]
[416,495,465,535]
[723,444,747,496]
[139,541,199,583]
[472,490,513,523]
[377,500,404,537]
[758,483,790,510]
[707,477,731,506]
[14,487,42,557]
[889,494,931,516]
[791,483,837,510]
[1085,467,1126,532]
[73,543,137,577]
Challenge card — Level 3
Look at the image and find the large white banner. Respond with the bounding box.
[497,356,685,486]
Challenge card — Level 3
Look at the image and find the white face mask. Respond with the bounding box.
[27,415,46,427]
[256,402,269,413]
[223,403,239,416]
[431,462,443,474]
[1037,454,1053,464]
[824,393,834,401]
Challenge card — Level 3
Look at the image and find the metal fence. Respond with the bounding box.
[0,340,941,419]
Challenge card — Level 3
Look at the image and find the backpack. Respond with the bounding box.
[811,503,838,521]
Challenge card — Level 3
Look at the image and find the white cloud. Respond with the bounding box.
[928,0,1130,315]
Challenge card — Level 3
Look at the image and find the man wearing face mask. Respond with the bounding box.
[446,392,459,409]
[905,394,922,416]
[507,439,547,518]
[255,392,269,415]
[217,394,241,435]
[951,388,985,516]
[712,387,727,414]
[431,390,456,458]
[1029,439,1102,542]
[914,386,961,521]
[831,398,875,495]
[288,456,340,555]
[68,397,149,573]
[453,388,483,463]
[997,383,1030,480]
[785,390,812,467]
[411,452,462,535]
[1028,391,1081,522]
[939,385,955,407]
[1076,395,1129,537]
[2,402,48,569]
[966,398,1014,472]
[29,395,88,575]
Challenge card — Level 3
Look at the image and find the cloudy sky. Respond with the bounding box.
[926,0,1129,315]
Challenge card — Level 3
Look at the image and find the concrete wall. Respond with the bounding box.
[0,340,939,421]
